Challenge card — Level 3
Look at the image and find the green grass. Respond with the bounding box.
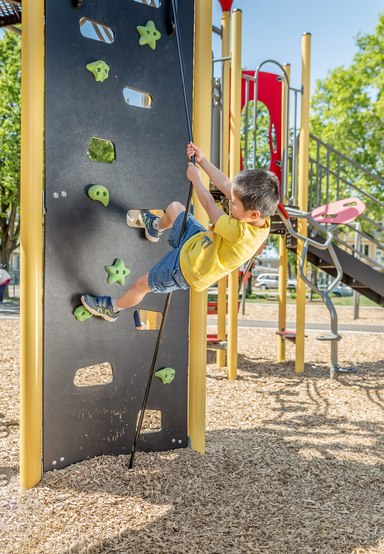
[208,292,379,307]
[323,295,377,307]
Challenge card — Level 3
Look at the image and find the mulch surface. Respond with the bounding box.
[0,314,383,553]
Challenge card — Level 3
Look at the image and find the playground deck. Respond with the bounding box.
[1,312,383,553]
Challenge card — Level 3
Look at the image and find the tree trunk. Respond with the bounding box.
[0,201,19,299]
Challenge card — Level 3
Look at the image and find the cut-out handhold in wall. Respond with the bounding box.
[137,409,162,433]
[74,362,113,387]
[86,60,110,82]
[87,185,110,207]
[105,259,130,286]
[136,20,161,50]
[79,17,115,44]
[123,86,152,109]
[87,137,116,163]
[133,309,163,330]
[133,0,161,7]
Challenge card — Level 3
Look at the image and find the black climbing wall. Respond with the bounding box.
[44,0,194,471]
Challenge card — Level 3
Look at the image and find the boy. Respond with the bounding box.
[81,142,279,322]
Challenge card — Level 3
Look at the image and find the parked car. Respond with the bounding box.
[254,273,296,290]
[320,283,353,297]
[333,285,353,297]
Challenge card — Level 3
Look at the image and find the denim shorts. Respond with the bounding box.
[148,211,206,293]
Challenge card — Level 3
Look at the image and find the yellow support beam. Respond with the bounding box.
[277,64,290,362]
[295,33,311,373]
[220,10,230,178]
[188,0,212,453]
[216,8,231,369]
[20,0,45,490]
[227,8,242,381]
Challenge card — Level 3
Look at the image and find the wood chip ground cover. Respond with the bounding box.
[0,308,383,553]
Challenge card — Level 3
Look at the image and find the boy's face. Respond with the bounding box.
[229,188,260,223]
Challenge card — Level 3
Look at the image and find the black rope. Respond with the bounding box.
[129,0,195,469]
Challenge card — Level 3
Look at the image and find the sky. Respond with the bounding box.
[212,0,383,93]
[1,1,381,93]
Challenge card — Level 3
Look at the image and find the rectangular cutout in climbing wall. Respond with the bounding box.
[79,17,115,44]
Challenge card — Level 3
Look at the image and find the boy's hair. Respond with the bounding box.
[232,169,280,217]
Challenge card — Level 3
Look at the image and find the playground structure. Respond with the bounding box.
[209,35,383,377]
[0,0,381,491]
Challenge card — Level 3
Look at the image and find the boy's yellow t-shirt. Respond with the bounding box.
[180,214,270,292]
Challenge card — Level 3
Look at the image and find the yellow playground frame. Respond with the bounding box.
[19,0,311,489]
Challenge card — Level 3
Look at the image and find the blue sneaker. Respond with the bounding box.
[140,210,162,242]
[81,295,118,322]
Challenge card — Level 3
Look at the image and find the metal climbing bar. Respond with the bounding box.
[276,198,366,377]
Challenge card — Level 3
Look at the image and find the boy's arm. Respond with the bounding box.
[187,163,225,225]
[187,142,232,199]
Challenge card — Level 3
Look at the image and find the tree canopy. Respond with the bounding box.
[310,13,384,219]
[0,30,21,268]
[311,13,383,175]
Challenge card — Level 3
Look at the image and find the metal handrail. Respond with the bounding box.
[358,213,384,234]
[278,206,335,250]
[277,203,346,375]
[307,134,384,281]
[310,134,384,187]
[333,235,384,271]
[242,61,291,203]
[342,222,384,253]
[309,158,384,209]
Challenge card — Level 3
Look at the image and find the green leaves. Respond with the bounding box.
[310,13,384,238]
[241,101,271,170]
[311,13,384,176]
[0,30,21,266]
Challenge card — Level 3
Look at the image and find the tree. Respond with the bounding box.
[310,13,384,231]
[0,30,21,270]
[311,13,384,170]
[241,100,271,170]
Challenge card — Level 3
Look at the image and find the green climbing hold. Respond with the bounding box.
[86,60,110,82]
[155,367,175,385]
[105,259,130,286]
[88,185,109,207]
[137,20,161,50]
[74,305,93,321]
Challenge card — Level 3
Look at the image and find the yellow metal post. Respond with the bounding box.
[188,0,212,453]
[295,33,311,373]
[221,10,230,177]
[216,8,231,368]
[277,64,290,362]
[227,8,242,381]
[20,0,45,489]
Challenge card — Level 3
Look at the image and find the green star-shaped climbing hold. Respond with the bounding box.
[86,60,110,82]
[137,20,161,50]
[105,259,130,286]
